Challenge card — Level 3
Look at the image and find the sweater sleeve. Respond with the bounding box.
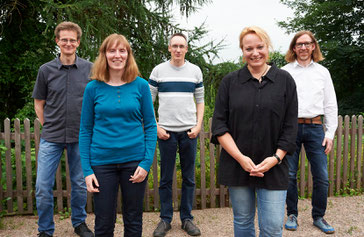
[194,67,204,104]
[79,82,95,177]
[138,80,157,171]
[148,68,159,103]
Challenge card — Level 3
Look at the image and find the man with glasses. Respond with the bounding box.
[282,31,338,234]
[32,21,93,237]
[149,33,204,237]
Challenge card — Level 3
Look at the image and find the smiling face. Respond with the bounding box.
[168,35,188,64]
[106,42,128,72]
[293,33,315,65]
[55,30,80,57]
[242,33,269,69]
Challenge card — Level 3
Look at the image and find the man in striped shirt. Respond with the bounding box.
[149,33,204,237]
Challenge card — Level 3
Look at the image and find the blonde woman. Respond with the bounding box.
[211,26,298,237]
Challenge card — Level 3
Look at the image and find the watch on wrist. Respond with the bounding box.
[273,153,282,165]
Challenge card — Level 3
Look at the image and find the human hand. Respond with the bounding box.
[85,174,99,193]
[129,166,148,183]
[187,125,201,139]
[239,155,264,177]
[251,156,278,176]
[322,137,333,154]
[157,127,170,140]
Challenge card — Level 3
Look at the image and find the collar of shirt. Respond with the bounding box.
[239,63,278,84]
[56,54,79,70]
[293,59,314,68]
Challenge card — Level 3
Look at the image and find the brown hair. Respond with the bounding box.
[54,21,82,40]
[285,30,324,63]
[239,26,272,62]
[91,34,139,83]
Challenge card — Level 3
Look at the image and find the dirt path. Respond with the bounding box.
[0,195,363,236]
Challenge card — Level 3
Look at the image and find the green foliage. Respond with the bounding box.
[58,207,71,220]
[278,0,364,115]
[0,0,216,129]
[0,197,11,229]
[269,51,286,68]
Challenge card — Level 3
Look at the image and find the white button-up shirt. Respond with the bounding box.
[282,60,338,139]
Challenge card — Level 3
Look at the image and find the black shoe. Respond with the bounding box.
[153,220,171,237]
[74,222,94,237]
[181,219,201,236]
[37,233,52,237]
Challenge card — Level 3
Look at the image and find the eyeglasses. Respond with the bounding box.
[59,38,78,44]
[295,42,313,49]
[171,44,186,49]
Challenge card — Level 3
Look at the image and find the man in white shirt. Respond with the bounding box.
[282,31,338,234]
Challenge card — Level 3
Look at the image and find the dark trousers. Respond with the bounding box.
[92,161,147,237]
[158,131,197,223]
[286,124,329,219]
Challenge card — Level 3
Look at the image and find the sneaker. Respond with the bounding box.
[74,222,94,237]
[37,233,52,237]
[313,217,335,234]
[284,214,298,231]
[181,219,201,236]
[153,220,171,237]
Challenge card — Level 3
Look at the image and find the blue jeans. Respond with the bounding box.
[158,131,197,223]
[92,161,147,237]
[35,138,87,235]
[286,124,329,219]
[229,186,287,237]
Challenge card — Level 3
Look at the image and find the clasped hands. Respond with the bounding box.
[239,155,278,177]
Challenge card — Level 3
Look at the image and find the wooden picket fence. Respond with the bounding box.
[0,115,363,215]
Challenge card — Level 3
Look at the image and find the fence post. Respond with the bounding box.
[349,116,357,189]
[4,118,13,213]
[357,115,363,189]
[199,123,206,209]
[208,118,216,208]
[15,119,24,214]
[342,115,350,189]
[24,118,34,214]
[335,116,343,194]
[0,152,3,212]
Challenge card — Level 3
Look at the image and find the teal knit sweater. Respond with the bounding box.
[79,77,157,177]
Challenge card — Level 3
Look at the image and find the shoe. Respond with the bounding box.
[313,217,335,234]
[37,233,52,237]
[74,222,94,237]
[153,220,171,237]
[284,214,298,231]
[181,219,201,236]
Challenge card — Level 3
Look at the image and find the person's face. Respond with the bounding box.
[106,42,128,72]
[55,30,80,57]
[293,34,315,63]
[168,36,188,62]
[242,33,269,68]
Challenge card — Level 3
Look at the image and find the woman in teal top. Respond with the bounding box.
[79,34,157,237]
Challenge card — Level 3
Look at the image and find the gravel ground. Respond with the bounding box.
[0,195,363,237]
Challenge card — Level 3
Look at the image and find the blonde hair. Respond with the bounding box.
[54,21,82,40]
[239,26,272,62]
[285,30,324,63]
[91,34,140,83]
